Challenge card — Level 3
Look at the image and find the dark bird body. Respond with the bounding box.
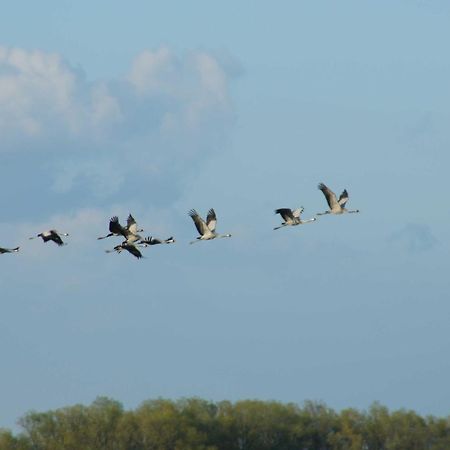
[0,246,19,254]
[30,230,69,246]
[106,242,143,259]
[140,236,175,246]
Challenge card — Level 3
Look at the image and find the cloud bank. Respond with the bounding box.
[388,223,438,253]
[0,45,239,208]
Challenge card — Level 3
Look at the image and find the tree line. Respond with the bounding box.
[1,397,449,450]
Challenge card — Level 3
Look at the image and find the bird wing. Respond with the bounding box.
[50,231,64,246]
[275,208,295,223]
[338,189,349,207]
[126,214,138,234]
[124,244,143,259]
[206,208,217,232]
[188,210,209,236]
[109,216,126,235]
[318,183,339,209]
[0,246,16,253]
[141,236,161,245]
[292,207,304,218]
[142,236,174,245]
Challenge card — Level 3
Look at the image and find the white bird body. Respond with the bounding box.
[274,207,316,230]
[317,183,360,216]
[123,214,146,243]
[188,208,231,244]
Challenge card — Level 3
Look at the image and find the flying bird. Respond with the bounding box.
[0,246,19,254]
[98,215,143,241]
[126,214,144,236]
[274,207,316,230]
[140,236,176,246]
[105,242,144,259]
[106,235,175,259]
[98,216,127,240]
[188,208,231,244]
[29,230,69,246]
[317,183,360,216]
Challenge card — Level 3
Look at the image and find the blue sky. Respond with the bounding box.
[1,0,450,429]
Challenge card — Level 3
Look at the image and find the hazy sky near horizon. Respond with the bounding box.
[1,1,450,429]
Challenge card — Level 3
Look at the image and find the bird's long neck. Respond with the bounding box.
[98,233,113,240]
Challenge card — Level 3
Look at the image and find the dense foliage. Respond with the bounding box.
[1,397,449,450]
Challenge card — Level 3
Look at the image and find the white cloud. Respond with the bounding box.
[0,45,239,205]
[0,47,82,135]
[128,47,175,95]
[90,83,122,127]
[0,45,235,141]
[127,47,233,131]
[51,159,126,197]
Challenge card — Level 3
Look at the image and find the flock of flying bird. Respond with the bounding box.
[0,183,360,259]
